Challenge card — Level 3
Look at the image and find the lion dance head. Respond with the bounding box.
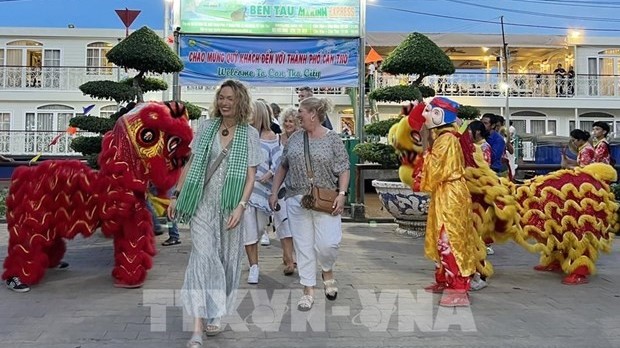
[98,101,194,196]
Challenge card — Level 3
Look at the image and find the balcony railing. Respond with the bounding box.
[0,66,161,91]
[0,130,98,156]
[374,72,620,98]
[2,66,619,99]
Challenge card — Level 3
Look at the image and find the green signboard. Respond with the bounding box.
[180,0,361,37]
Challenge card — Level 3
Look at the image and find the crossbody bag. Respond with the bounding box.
[300,132,339,214]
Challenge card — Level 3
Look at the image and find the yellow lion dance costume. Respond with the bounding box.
[405,99,617,285]
[388,103,426,191]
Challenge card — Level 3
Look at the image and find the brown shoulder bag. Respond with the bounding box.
[300,132,339,214]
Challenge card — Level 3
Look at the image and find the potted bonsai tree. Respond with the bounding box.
[365,32,455,237]
[70,26,201,168]
[353,117,401,168]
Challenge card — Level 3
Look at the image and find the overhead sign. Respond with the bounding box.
[179,36,360,87]
[179,0,361,37]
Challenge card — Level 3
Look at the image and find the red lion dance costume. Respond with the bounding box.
[406,97,617,289]
[3,101,193,291]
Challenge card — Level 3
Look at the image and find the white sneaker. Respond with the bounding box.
[470,273,488,291]
[486,246,495,255]
[260,233,270,246]
[248,264,259,284]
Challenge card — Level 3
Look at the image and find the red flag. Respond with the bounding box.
[115,8,141,37]
[49,133,63,146]
[365,47,383,64]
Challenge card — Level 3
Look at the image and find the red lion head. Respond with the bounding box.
[99,101,194,195]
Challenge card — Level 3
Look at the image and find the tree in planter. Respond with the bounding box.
[358,33,453,169]
[361,32,482,174]
[369,32,454,104]
[353,118,401,168]
[70,26,201,167]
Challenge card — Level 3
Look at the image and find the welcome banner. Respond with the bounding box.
[179,36,360,87]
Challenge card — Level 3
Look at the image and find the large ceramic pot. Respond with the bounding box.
[371,180,429,238]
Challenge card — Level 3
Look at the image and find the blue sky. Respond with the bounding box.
[0,0,619,36]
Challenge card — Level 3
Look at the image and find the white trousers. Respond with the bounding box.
[242,206,270,246]
[286,195,342,287]
[273,197,292,239]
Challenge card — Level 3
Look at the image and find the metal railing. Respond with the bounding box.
[2,66,619,99]
[372,72,620,98]
[0,130,98,156]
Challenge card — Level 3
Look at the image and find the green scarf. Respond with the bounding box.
[174,118,248,223]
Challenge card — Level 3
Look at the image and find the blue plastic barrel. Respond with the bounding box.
[534,143,576,175]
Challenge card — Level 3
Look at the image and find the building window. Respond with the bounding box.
[0,112,10,152]
[86,42,114,75]
[580,121,594,132]
[511,120,526,135]
[530,120,546,135]
[569,120,575,132]
[598,49,620,55]
[579,112,613,133]
[23,105,77,153]
[7,40,43,47]
[44,50,60,66]
[547,120,557,135]
[100,105,118,118]
[42,49,61,88]
[0,48,6,87]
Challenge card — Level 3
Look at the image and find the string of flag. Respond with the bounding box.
[28,104,95,164]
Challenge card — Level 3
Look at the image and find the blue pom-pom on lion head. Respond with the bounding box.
[423,97,460,129]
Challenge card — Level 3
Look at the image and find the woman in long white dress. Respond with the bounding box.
[168,79,263,348]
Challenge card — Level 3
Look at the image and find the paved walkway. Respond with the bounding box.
[0,223,619,348]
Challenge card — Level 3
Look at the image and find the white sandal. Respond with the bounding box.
[297,294,314,311]
[323,279,338,301]
[186,333,202,348]
[204,317,222,336]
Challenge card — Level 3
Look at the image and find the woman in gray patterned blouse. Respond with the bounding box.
[269,97,350,311]
[168,80,263,348]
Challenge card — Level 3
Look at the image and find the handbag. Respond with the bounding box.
[300,132,339,214]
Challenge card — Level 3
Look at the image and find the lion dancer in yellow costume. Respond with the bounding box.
[419,97,488,307]
[388,103,426,191]
[406,99,617,287]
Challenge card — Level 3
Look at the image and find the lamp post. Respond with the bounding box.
[356,0,367,143]
[500,16,511,144]
[163,0,174,101]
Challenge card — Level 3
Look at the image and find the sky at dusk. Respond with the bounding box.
[0,0,619,37]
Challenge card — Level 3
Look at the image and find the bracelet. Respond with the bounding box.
[238,201,248,209]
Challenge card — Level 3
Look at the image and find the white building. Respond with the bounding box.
[1,27,619,157]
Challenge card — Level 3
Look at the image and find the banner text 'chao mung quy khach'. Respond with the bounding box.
[179,36,360,87]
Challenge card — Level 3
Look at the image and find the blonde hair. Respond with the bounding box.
[299,97,332,123]
[280,107,300,128]
[211,79,251,124]
[252,100,272,133]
